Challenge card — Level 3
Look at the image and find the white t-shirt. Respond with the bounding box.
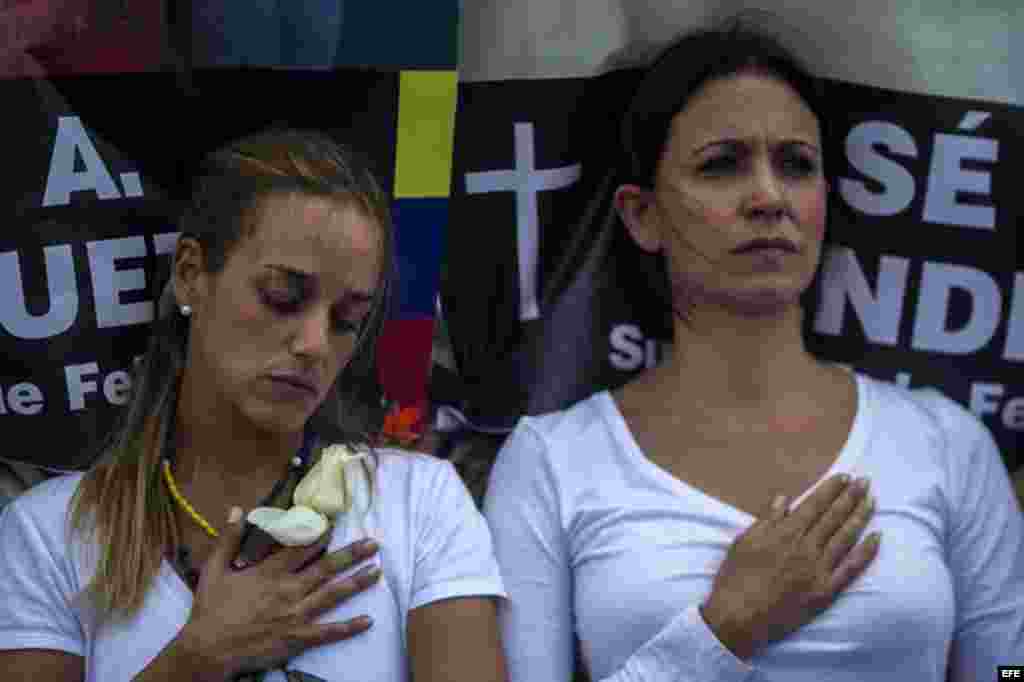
[484,373,1024,681]
[0,449,507,682]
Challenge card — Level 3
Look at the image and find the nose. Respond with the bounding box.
[290,306,332,360]
[744,159,789,223]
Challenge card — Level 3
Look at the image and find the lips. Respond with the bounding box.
[268,373,319,396]
[731,238,798,254]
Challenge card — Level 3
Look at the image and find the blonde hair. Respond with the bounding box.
[67,129,394,624]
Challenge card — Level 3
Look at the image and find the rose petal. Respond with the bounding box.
[294,444,372,517]
[247,506,328,546]
[247,507,287,527]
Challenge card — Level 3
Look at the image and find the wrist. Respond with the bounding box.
[699,599,755,661]
[166,627,230,682]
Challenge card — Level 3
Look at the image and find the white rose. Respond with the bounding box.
[247,443,374,547]
[246,506,328,547]
[293,444,371,517]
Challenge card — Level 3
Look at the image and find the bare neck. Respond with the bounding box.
[169,373,303,493]
[632,302,831,417]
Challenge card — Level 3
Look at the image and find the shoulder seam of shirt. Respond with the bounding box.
[511,417,570,540]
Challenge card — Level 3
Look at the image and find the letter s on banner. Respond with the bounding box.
[838,122,917,217]
[610,324,646,371]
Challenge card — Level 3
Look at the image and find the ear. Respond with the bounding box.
[172,237,208,311]
[614,184,662,253]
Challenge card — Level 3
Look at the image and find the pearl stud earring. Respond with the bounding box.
[180,304,192,317]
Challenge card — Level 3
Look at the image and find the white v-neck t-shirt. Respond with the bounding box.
[0,450,507,681]
[484,373,1024,681]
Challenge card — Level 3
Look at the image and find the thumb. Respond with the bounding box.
[210,506,247,572]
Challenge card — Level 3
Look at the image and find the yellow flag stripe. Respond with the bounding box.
[394,70,458,199]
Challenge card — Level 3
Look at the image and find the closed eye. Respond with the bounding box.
[263,292,366,336]
[258,266,373,336]
[261,288,303,314]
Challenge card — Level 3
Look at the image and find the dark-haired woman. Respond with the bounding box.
[484,23,1023,682]
[0,130,508,682]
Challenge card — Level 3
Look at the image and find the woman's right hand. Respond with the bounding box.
[701,474,879,660]
[177,507,382,680]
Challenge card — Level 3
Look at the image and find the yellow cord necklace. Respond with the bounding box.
[161,427,316,591]
[163,461,220,538]
[162,451,309,539]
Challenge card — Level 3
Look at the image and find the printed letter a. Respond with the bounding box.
[42,116,122,207]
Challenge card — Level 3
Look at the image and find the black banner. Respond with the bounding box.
[0,67,402,470]
[446,72,1022,471]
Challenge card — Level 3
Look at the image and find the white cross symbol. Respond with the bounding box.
[465,122,581,321]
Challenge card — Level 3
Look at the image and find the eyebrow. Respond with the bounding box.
[265,264,375,302]
[692,138,821,157]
